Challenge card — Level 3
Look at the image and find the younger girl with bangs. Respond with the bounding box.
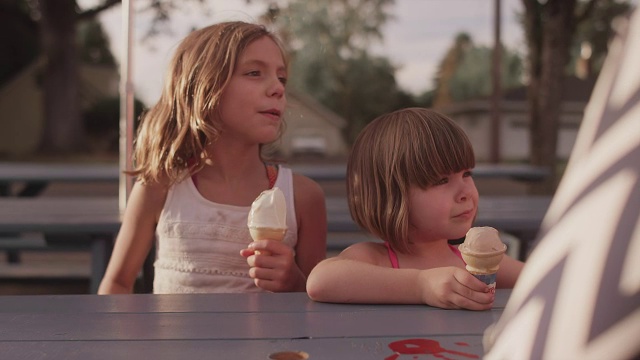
[98,21,327,294]
[307,108,522,310]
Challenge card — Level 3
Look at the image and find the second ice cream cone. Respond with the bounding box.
[459,227,506,291]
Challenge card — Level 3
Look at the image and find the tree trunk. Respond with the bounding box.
[523,0,577,195]
[38,0,85,153]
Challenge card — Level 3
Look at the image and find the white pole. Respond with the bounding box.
[490,0,502,163]
[119,0,134,215]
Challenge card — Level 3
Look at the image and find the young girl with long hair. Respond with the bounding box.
[99,21,327,294]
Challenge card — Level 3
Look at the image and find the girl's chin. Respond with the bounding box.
[451,225,472,240]
[255,134,279,145]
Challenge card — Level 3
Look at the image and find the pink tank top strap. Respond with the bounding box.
[449,244,465,264]
[384,242,400,269]
[386,242,465,269]
[265,164,278,189]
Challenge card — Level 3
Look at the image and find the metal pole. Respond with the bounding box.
[490,0,502,163]
[119,0,134,214]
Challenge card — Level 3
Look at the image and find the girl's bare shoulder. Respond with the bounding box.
[292,173,324,201]
[338,241,390,267]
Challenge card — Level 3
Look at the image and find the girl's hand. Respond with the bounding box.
[240,240,306,292]
[417,267,495,310]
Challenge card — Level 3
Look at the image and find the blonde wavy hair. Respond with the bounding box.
[347,108,476,254]
[131,21,288,185]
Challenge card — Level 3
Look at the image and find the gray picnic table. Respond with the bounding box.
[0,289,512,359]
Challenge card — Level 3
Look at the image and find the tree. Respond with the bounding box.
[19,0,205,154]
[570,0,632,78]
[521,0,631,194]
[262,0,412,143]
[79,19,116,67]
[432,32,523,107]
[0,0,39,85]
[432,33,472,108]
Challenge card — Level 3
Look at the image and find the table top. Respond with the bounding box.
[0,161,549,183]
[0,290,511,359]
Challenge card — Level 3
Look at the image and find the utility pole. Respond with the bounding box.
[490,0,502,163]
[119,0,135,214]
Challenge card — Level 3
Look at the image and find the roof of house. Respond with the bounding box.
[286,91,347,129]
[502,76,597,102]
[440,75,598,116]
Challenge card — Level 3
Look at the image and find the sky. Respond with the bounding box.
[87,0,526,105]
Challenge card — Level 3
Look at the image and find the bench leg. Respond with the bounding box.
[1,234,22,263]
[18,181,48,197]
[6,251,21,263]
[90,236,114,294]
[142,245,155,293]
[512,230,540,261]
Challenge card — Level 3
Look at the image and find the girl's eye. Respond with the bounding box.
[435,177,448,185]
[464,170,473,177]
[246,70,260,76]
[278,76,288,85]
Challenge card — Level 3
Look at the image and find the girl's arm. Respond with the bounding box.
[307,243,494,310]
[291,174,327,278]
[496,255,524,289]
[97,180,168,294]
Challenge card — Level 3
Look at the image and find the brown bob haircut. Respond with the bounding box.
[346,107,475,254]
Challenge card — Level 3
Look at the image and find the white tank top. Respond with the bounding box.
[153,166,297,293]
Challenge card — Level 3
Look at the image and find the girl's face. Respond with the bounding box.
[407,169,478,242]
[216,36,287,144]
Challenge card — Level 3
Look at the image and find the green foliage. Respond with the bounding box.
[415,89,435,108]
[78,20,116,66]
[0,0,40,85]
[433,33,523,106]
[568,0,632,77]
[83,97,146,152]
[432,33,473,107]
[266,0,409,143]
[336,55,417,141]
[449,45,523,102]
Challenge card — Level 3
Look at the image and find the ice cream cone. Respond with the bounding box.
[459,227,507,291]
[247,187,287,256]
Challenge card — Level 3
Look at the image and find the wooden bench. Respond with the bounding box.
[0,193,550,292]
[325,196,552,260]
[0,162,120,197]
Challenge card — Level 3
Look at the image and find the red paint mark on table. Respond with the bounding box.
[385,338,479,360]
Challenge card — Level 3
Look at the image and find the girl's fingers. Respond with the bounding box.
[453,268,492,293]
[249,266,274,281]
[452,283,495,310]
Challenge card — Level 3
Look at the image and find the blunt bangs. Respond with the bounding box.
[399,109,475,189]
[346,107,475,254]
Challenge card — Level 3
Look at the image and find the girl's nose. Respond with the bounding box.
[457,178,476,203]
[268,77,285,97]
